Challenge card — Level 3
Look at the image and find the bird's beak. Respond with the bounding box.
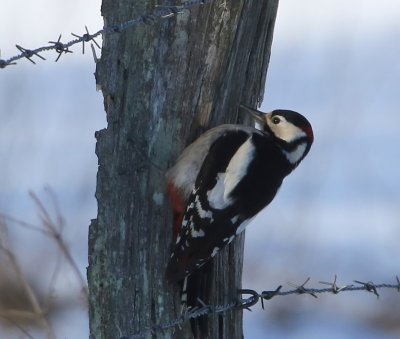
[240,104,265,124]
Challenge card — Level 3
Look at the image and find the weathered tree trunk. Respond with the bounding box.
[88,1,279,338]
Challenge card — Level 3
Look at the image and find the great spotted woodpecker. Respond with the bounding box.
[165,104,313,284]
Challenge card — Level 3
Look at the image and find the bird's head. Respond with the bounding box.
[240,104,314,165]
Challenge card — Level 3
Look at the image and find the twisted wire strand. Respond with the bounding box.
[123,276,400,338]
[0,0,212,68]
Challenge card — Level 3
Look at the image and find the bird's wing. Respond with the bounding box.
[166,129,253,282]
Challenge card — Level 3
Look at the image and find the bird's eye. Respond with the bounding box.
[272,117,281,124]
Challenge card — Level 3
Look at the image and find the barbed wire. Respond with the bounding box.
[121,275,400,339]
[0,0,213,69]
[3,2,399,338]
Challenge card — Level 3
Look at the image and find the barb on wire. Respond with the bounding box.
[15,45,46,64]
[319,274,353,294]
[0,0,213,69]
[122,275,400,339]
[354,280,380,298]
[260,285,282,309]
[288,277,318,298]
[71,26,101,55]
[48,35,73,62]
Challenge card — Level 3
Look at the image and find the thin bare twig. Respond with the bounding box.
[0,314,35,339]
[29,190,88,298]
[0,235,56,339]
[0,189,89,337]
[0,214,51,236]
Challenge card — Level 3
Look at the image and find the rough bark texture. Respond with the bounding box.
[88,1,279,338]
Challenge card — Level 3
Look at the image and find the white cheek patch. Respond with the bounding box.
[269,117,307,143]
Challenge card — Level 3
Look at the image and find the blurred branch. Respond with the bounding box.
[0,189,88,297]
[0,188,89,337]
[0,221,56,339]
[0,214,51,235]
[0,314,35,339]
[1,190,399,339]
[29,189,88,298]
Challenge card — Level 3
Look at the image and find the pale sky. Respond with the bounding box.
[1,1,399,338]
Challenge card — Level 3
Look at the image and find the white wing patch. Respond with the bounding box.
[206,137,255,210]
[207,173,229,209]
[224,137,255,200]
[165,124,258,201]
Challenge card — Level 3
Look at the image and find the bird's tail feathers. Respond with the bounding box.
[181,261,213,338]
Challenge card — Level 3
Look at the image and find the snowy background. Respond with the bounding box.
[1,0,399,338]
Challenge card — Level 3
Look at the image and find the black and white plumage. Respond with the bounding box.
[165,105,314,283]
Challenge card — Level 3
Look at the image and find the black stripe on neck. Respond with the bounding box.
[276,136,309,152]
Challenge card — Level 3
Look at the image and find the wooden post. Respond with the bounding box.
[88,1,279,338]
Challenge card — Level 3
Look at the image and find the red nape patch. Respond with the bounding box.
[302,125,314,142]
[166,182,186,238]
